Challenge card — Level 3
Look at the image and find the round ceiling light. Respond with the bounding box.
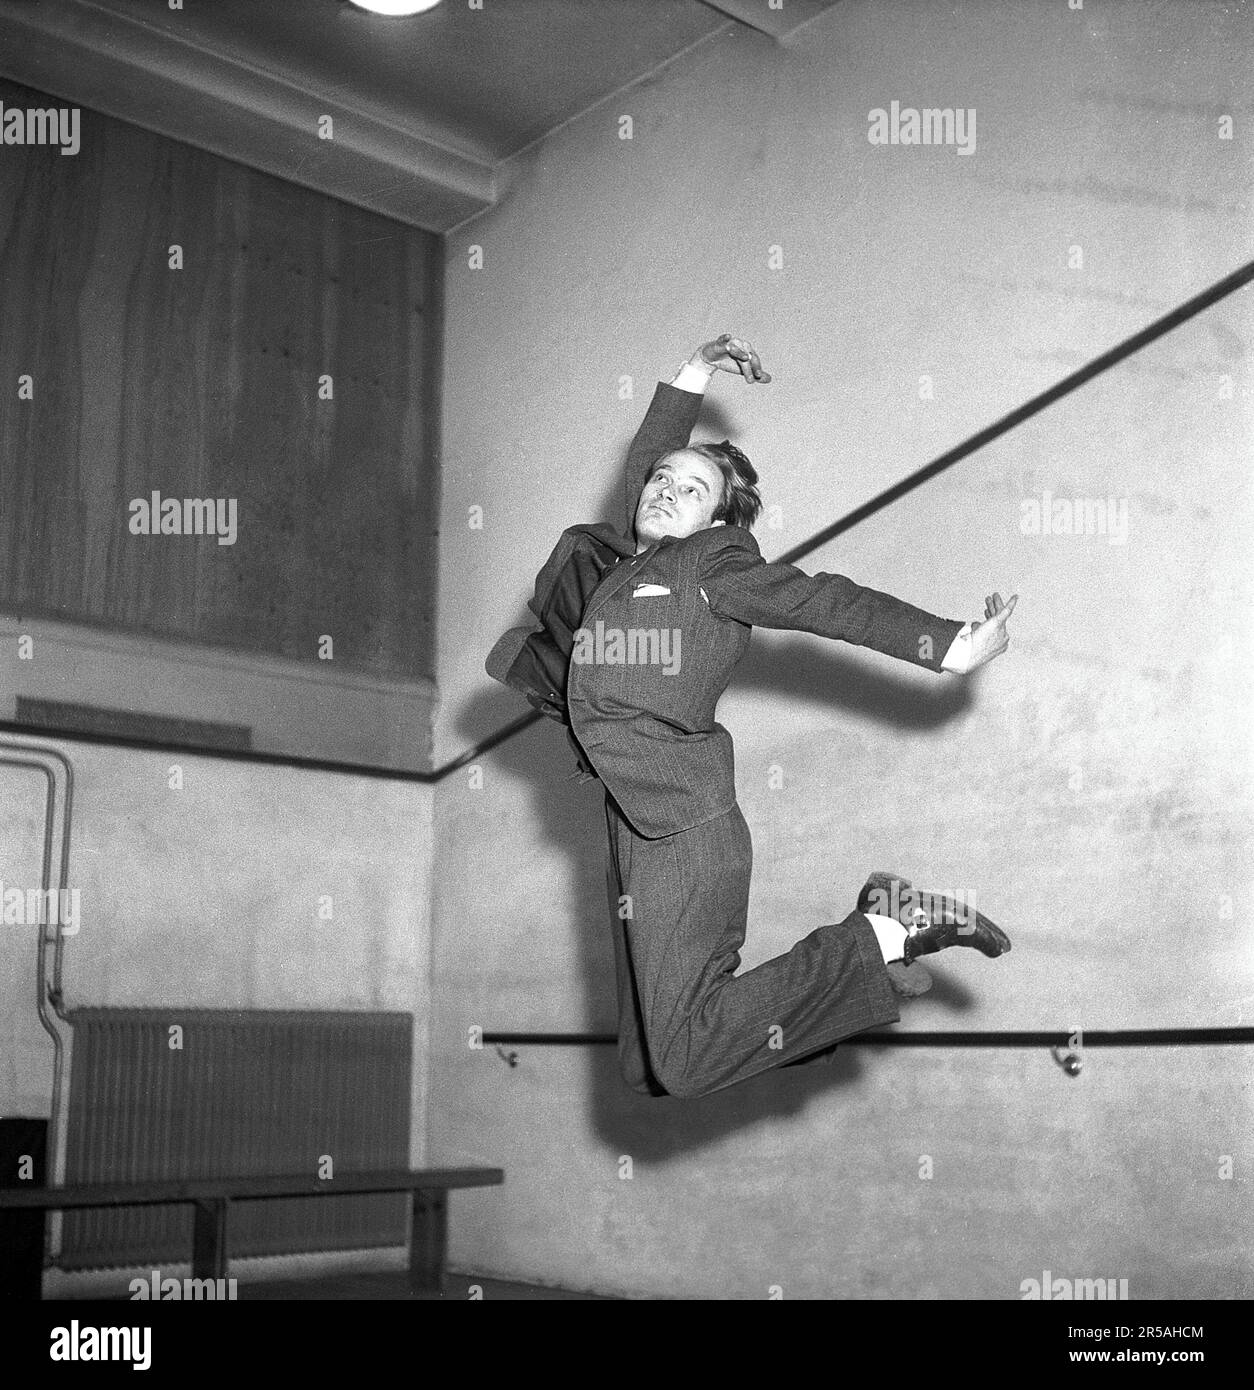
[347,0,443,15]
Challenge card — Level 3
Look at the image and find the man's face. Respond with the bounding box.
[634,450,726,547]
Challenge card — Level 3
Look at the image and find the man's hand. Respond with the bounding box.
[958,592,1018,673]
[943,592,1018,674]
[694,334,771,384]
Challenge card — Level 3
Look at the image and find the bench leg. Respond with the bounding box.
[408,1189,447,1294]
[192,1199,229,1281]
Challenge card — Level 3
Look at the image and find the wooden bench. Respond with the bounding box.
[0,1166,504,1297]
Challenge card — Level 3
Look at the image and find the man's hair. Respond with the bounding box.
[684,440,763,530]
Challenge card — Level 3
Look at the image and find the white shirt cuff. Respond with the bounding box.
[670,360,717,394]
[940,621,975,672]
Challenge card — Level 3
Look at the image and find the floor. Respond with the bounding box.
[248,1271,616,1300]
[92,1270,618,1301]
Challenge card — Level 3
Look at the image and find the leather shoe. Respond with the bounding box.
[857,870,1011,965]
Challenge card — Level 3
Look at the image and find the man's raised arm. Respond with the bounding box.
[622,335,771,532]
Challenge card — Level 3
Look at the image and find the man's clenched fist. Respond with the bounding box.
[695,334,771,384]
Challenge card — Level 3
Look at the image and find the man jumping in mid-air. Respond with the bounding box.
[487,335,1017,1099]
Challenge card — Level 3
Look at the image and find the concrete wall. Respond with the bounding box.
[0,615,436,773]
[0,729,432,1166]
[432,0,1253,1297]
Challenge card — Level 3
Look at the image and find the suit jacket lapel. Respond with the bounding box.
[581,535,678,624]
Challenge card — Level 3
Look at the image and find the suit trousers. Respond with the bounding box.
[603,792,901,1098]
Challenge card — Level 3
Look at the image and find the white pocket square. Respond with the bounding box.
[632,583,670,597]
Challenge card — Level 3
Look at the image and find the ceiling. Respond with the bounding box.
[0,0,842,231]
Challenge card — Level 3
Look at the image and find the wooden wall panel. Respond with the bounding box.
[0,79,439,681]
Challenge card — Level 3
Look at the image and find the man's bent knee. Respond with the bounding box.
[650,1055,721,1100]
[617,1055,669,1098]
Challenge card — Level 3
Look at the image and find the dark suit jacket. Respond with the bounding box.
[486,382,963,839]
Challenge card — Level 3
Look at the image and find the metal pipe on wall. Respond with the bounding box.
[0,734,75,1264]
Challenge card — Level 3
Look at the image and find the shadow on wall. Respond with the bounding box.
[577,1038,932,1164]
[459,429,983,1152]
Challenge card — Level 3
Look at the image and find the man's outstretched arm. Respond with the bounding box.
[701,530,1017,674]
[622,335,770,532]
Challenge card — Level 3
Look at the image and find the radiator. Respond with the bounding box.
[59,1008,412,1269]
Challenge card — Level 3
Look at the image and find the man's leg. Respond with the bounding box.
[608,798,901,1099]
[603,794,668,1096]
